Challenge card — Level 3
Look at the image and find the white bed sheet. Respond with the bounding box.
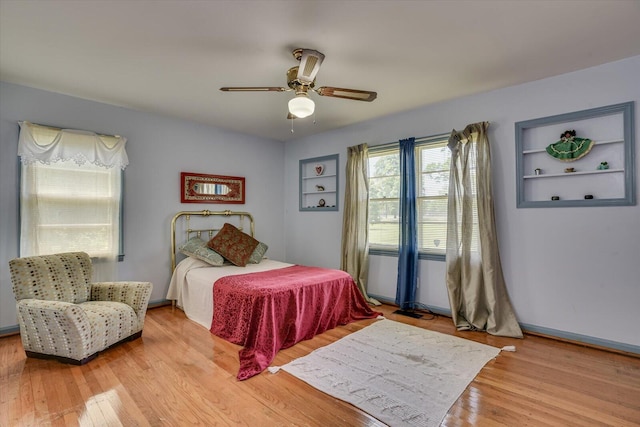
[166,257,293,329]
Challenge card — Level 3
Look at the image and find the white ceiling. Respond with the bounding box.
[1,1,640,142]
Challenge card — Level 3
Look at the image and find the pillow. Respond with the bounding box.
[207,223,259,267]
[179,237,225,266]
[248,241,268,264]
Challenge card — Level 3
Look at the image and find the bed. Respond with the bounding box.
[166,210,381,380]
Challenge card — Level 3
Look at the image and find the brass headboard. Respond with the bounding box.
[170,210,255,271]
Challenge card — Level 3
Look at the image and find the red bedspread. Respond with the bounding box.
[210,265,381,380]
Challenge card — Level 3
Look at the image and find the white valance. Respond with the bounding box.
[18,121,129,170]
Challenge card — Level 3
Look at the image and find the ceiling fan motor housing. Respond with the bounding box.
[287,67,314,92]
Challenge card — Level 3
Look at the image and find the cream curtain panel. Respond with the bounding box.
[18,122,128,281]
[341,144,380,305]
[446,122,522,338]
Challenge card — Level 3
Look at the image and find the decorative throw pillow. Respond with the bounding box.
[207,223,259,267]
[179,237,225,266]
[248,241,268,264]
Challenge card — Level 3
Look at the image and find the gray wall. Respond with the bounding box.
[283,56,640,351]
[0,82,285,330]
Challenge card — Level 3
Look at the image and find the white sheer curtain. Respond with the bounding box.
[18,121,128,281]
[446,122,522,338]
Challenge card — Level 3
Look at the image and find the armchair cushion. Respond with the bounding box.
[9,252,152,364]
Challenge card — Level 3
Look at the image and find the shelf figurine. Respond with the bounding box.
[546,130,594,161]
[597,161,609,170]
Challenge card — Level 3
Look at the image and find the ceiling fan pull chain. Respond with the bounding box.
[291,118,295,133]
[313,112,317,125]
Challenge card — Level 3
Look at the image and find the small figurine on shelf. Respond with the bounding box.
[546,129,594,161]
[318,198,326,207]
[316,185,325,191]
[597,161,609,170]
[534,168,542,175]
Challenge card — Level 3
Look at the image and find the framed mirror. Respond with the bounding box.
[181,172,245,204]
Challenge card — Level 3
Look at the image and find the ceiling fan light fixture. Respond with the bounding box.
[288,93,315,118]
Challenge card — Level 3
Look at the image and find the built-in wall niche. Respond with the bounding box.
[515,102,635,208]
[299,154,339,211]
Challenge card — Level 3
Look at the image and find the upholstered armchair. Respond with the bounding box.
[9,252,152,364]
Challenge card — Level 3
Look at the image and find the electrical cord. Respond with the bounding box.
[396,301,437,321]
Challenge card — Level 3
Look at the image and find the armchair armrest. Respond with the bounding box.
[90,281,153,324]
[16,299,93,361]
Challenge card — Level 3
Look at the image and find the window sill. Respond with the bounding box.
[369,248,445,262]
[89,254,125,262]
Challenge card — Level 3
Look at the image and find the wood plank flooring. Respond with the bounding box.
[1,304,639,426]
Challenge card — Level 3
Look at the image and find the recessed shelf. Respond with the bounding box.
[302,190,337,195]
[302,174,337,180]
[299,154,339,211]
[523,168,624,179]
[521,139,623,154]
[515,102,635,208]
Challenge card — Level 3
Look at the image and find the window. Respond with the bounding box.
[21,161,123,258]
[368,135,456,258]
[18,122,126,262]
[416,140,451,255]
[368,147,400,250]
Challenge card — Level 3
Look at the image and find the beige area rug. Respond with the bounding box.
[270,319,501,427]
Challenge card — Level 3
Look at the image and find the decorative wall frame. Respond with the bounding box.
[181,172,245,204]
[515,102,635,208]
[299,154,339,211]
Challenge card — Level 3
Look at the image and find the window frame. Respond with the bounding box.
[415,135,451,261]
[17,159,125,261]
[367,144,400,256]
[367,134,450,261]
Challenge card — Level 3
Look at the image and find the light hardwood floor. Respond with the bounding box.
[1,304,639,426]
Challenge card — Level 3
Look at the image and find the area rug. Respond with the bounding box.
[270,319,501,427]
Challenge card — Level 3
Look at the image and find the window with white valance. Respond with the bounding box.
[17,121,128,281]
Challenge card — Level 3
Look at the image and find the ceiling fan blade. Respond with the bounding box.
[315,86,377,102]
[220,87,287,92]
[296,49,325,84]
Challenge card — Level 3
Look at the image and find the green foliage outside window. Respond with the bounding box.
[368,138,453,255]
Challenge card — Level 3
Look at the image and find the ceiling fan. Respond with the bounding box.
[220,48,377,119]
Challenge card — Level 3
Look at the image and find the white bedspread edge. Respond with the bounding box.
[166,257,293,329]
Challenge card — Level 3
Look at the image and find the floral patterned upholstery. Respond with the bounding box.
[9,252,152,364]
[207,223,259,266]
